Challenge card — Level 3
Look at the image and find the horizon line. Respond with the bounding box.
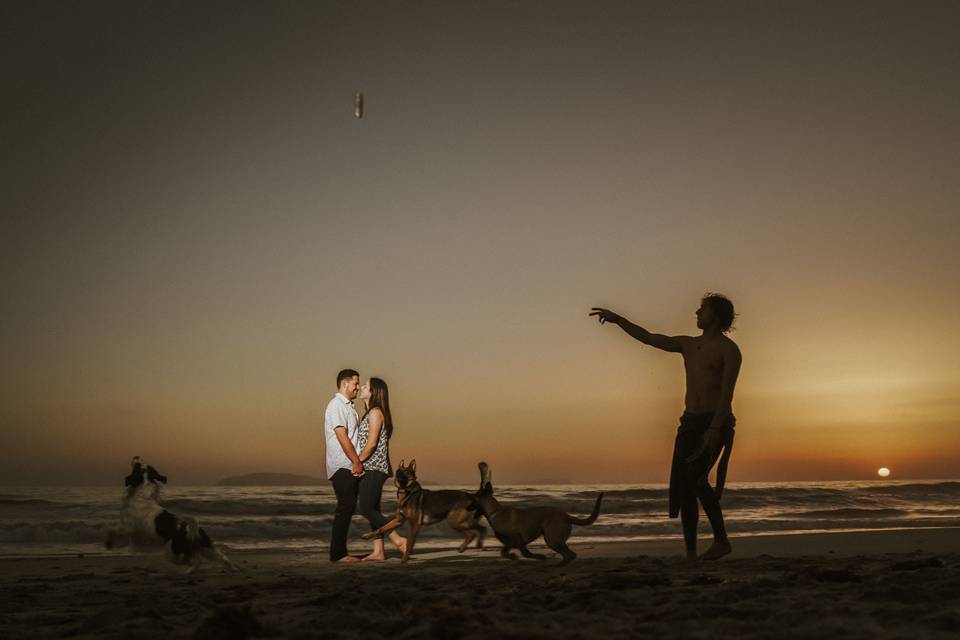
[2,477,957,488]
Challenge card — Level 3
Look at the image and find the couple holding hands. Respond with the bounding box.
[323,369,406,562]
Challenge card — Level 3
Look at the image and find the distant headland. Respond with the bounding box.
[216,472,326,486]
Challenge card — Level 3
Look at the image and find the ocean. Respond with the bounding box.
[1,481,958,557]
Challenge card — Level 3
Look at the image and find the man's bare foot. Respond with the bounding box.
[393,537,407,556]
[699,539,732,561]
[334,555,361,563]
[362,552,385,562]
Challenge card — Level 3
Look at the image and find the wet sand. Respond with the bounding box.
[2,528,959,639]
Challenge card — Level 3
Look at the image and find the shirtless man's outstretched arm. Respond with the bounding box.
[589,307,687,353]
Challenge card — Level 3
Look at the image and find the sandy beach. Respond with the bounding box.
[2,527,958,639]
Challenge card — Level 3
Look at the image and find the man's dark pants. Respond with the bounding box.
[329,468,360,561]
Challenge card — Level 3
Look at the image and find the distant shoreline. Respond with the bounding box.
[215,472,327,486]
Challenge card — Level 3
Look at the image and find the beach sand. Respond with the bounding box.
[2,528,959,639]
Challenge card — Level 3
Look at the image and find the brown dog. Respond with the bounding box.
[362,460,485,562]
[468,462,602,566]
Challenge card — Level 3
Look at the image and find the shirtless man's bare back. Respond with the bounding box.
[591,294,742,561]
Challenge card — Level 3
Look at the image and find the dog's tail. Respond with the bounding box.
[567,493,603,526]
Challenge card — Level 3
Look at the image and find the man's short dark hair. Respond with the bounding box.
[336,369,359,387]
[702,293,736,333]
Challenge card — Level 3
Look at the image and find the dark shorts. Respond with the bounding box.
[668,411,735,518]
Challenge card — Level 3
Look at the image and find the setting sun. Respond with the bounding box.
[878,467,891,478]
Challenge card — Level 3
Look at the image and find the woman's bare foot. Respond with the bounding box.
[391,535,407,556]
[363,539,386,561]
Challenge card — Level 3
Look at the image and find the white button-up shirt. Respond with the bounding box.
[324,392,360,479]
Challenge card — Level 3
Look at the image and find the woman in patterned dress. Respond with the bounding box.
[356,377,406,561]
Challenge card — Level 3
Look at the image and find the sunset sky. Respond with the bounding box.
[3,1,958,485]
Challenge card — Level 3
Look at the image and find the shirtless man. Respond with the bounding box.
[590,294,742,561]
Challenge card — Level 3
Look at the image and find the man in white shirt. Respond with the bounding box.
[324,368,364,562]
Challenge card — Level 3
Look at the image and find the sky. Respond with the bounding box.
[2,1,958,485]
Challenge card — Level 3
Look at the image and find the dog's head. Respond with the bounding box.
[393,459,418,491]
[126,456,147,488]
[468,461,496,516]
[124,456,167,490]
[130,456,145,477]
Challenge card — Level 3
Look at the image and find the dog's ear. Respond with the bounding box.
[398,459,405,470]
[483,481,493,494]
[409,459,416,472]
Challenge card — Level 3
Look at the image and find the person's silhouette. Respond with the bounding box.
[591,293,741,561]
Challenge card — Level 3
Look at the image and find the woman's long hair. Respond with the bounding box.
[366,377,394,439]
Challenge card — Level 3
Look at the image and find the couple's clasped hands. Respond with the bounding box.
[351,460,365,477]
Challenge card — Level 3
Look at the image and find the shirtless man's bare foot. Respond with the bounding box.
[700,539,732,561]
[335,555,362,563]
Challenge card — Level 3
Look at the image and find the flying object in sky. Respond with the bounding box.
[354,92,363,119]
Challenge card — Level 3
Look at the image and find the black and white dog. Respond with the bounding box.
[105,456,236,572]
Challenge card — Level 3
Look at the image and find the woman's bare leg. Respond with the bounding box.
[362,538,385,561]
[389,530,407,555]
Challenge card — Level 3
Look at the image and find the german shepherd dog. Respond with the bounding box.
[469,462,603,566]
[362,459,486,562]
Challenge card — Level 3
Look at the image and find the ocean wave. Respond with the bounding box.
[0,517,334,545]
[2,514,958,547]
[793,507,910,519]
[723,482,960,498]
[858,481,960,495]
[0,521,111,544]
[161,498,336,517]
[1,481,959,553]
[0,498,57,506]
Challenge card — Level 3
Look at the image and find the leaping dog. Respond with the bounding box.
[469,462,602,566]
[362,459,486,562]
[105,456,236,573]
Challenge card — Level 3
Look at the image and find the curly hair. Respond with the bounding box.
[702,293,736,333]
